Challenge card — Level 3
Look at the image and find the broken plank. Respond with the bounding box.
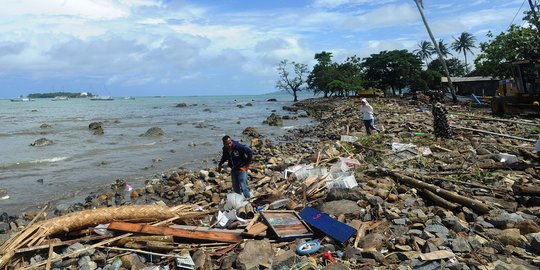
[243,222,268,237]
[108,222,241,243]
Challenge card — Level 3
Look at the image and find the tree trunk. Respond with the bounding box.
[464,51,468,74]
[414,0,457,103]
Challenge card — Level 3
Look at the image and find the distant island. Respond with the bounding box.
[28,92,94,98]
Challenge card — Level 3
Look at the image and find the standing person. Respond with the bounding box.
[359,98,381,135]
[217,135,253,198]
[431,97,452,139]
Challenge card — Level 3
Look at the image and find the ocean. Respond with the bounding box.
[0,92,316,214]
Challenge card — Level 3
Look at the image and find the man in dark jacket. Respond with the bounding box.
[217,135,253,198]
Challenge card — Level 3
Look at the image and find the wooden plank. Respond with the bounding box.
[243,222,268,237]
[108,222,241,243]
[260,211,313,240]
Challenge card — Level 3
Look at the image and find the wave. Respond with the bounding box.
[0,156,69,170]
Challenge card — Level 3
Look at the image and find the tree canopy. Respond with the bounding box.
[451,32,476,73]
[428,58,466,77]
[275,59,309,102]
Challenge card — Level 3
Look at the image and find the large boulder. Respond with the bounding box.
[140,127,165,137]
[30,138,53,147]
[263,113,283,126]
[236,240,273,269]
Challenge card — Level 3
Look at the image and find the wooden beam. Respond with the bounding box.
[451,125,536,143]
[108,222,241,243]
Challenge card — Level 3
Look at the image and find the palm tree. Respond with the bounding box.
[413,40,435,67]
[437,39,452,59]
[413,0,457,102]
[451,32,476,73]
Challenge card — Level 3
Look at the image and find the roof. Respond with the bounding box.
[441,76,499,83]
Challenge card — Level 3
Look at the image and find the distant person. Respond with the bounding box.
[358,98,381,135]
[217,135,253,198]
[431,97,452,139]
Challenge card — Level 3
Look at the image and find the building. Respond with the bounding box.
[441,76,500,96]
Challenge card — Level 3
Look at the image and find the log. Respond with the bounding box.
[421,189,459,211]
[387,171,490,214]
[513,185,540,196]
[453,113,540,127]
[451,125,536,143]
[108,221,241,243]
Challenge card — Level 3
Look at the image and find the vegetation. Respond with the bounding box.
[451,32,476,73]
[273,3,539,100]
[275,60,309,102]
[28,92,90,98]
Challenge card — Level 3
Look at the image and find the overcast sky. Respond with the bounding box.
[0,0,529,98]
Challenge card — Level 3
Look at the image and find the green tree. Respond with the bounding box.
[437,39,453,59]
[451,32,476,73]
[334,55,363,97]
[420,69,443,90]
[428,58,466,77]
[307,51,336,98]
[276,59,309,102]
[361,50,423,96]
[413,40,435,67]
[474,25,540,78]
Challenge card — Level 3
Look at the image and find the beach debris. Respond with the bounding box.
[30,137,54,147]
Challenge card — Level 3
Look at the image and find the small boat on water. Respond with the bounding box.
[90,96,114,101]
[10,96,34,102]
[51,96,69,101]
[123,96,135,100]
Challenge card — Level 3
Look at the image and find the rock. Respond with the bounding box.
[176,102,187,107]
[485,209,524,228]
[140,127,165,137]
[451,237,472,253]
[322,262,349,270]
[526,232,540,253]
[407,209,428,223]
[199,170,209,180]
[40,123,52,128]
[359,232,386,250]
[120,253,146,269]
[78,255,98,270]
[30,137,54,147]
[63,243,94,257]
[514,220,540,234]
[242,127,261,138]
[88,122,103,130]
[272,249,297,270]
[267,98,277,102]
[319,200,362,217]
[325,188,365,201]
[192,249,212,270]
[486,228,525,247]
[424,224,450,238]
[236,240,273,269]
[263,113,283,126]
[443,216,469,233]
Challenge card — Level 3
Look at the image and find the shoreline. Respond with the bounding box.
[2,96,540,269]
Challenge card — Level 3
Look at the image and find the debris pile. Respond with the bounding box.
[1,97,540,269]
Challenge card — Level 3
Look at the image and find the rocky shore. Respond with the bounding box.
[1,96,540,269]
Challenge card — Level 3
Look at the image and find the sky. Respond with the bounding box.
[0,0,531,98]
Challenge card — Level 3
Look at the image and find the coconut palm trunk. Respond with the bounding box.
[414,0,457,103]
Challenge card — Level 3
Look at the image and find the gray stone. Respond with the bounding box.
[443,216,469,233]
[393,218,408,225]
[424,224,449,238]
[78,255,97,270]
[237,240,273,270]
[30,137,53,147]
[359,232,386,250]
[407,209,428,223]
[485,209,524,228]
[319,200,362,217]
[322,262,349,270]
[140,127,165,137]
[0,222,10,234]
[63,243,95,257]
[451,237,472,253]
[272,250,298,270]
[526,232,540,253]
[414,260,441,270]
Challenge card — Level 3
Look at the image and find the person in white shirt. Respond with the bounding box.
[358,98,381,135]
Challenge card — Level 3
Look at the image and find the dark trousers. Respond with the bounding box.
[363,119,380,135]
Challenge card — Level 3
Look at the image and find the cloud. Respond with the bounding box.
[0,41,26,56]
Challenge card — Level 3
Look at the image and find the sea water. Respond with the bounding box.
[0,92,316,214]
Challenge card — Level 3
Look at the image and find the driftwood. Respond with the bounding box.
[0,204,207,268]
[421,189,460,211]
[454,113,540,127]
[386,171,490,214]
[451,125,536,143]
[513,185,540,196]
